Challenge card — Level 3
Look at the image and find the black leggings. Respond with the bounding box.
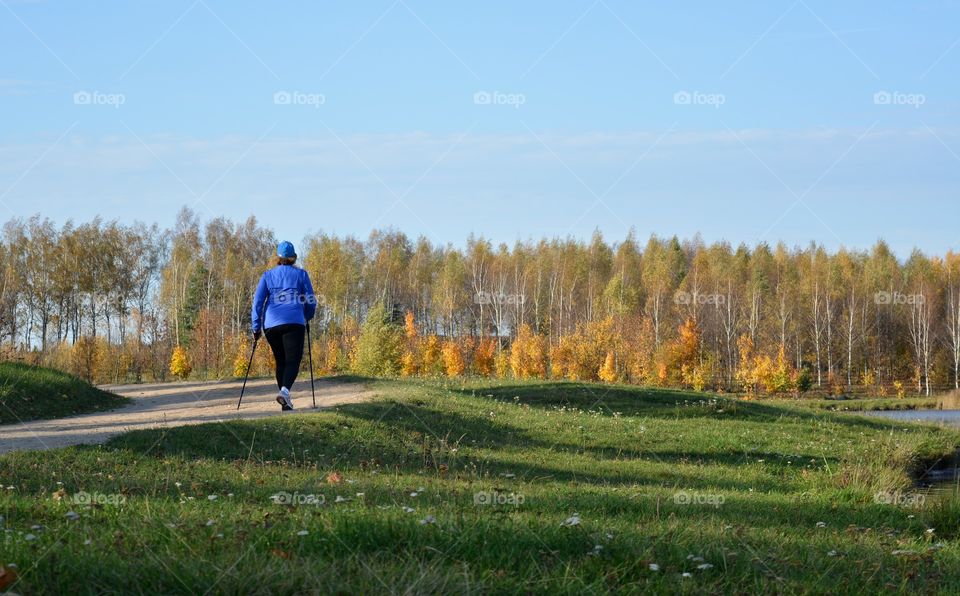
[264,324,305,390]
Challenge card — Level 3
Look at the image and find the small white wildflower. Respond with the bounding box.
[816,522,826,529]
[419,515,436,525]
[649,563,660,571]
[696,563,713,571]
[207,495,218,501]
[403,506,416,513]
[297,530,309,536]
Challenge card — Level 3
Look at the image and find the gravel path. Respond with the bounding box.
[0,377,372,454]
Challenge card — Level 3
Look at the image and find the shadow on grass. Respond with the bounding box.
[104,395,837,494]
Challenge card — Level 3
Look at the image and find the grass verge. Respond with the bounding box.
[0,362,128,425]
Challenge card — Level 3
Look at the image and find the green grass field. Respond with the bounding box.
[0,362,128,425]
[1,378,959,594]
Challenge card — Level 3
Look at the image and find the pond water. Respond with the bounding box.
[860,410,960,500]
[864,409,960,426]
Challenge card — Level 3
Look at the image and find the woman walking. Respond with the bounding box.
[252,241,316,410]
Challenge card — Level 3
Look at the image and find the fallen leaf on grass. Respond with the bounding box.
[0,566,18,591]
[326,472,343,484]
[271,549,291,559]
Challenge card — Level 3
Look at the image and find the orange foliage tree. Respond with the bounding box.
[473,337,496,376]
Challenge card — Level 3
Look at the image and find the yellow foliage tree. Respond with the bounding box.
[510,324,547,379]
[422,335,442,376]
[549,338,573,378]
[169,345,191,380]
[399,352,415,377]
[735,337,794,396]
[661,318,701,388]
[69,336,100,383]
[494,349,510,378]
[765,345,794,394]
[400,311,421,376]
[324,338,341,374]
[735,334,757,393]
[441,340,466,377]
[233,337,251,377]
[598,351,617,383]
[625,317,656,384]
[404,311,418,339]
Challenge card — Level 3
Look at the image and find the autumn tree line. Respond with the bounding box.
[2,207,959,398]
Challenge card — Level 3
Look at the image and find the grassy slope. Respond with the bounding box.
[0,362,128,424]
[1,379,959,594]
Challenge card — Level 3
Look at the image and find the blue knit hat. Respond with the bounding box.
[277,241,296,258]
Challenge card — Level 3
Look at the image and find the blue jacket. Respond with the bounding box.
[251,265,317,331]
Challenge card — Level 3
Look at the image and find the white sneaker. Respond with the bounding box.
[276,387,294,410]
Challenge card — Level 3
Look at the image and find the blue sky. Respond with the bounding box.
[1,0,958,256]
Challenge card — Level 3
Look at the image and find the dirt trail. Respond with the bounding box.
[0,378,372,454]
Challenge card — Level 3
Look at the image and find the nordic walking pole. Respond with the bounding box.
[238,296,268,411]
[306,322,316,408]
[236,334,259,410]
